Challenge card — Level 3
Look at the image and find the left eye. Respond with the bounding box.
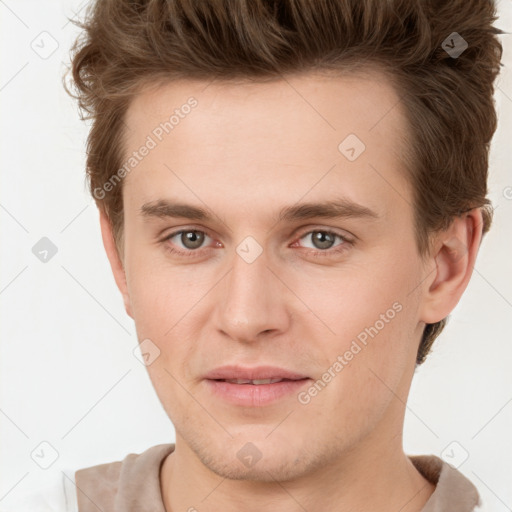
[296,230,346,251]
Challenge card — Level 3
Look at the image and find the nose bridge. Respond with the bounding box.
[214,237,289,341]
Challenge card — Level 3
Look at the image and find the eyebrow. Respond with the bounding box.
[140,198,380,225]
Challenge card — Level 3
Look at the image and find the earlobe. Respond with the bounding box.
[98,210,133,319]
[419,209,483,324]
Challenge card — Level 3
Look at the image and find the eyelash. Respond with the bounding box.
[161,227,353,259]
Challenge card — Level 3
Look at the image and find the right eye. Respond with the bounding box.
[162,229,217,257]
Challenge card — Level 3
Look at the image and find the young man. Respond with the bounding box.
[61,0,501,510]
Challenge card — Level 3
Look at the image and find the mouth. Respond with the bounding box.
[214,377,306,385]
[205,377,312,406]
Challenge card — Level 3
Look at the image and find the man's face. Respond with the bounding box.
[118,71,430,480]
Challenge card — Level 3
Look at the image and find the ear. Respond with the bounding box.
[99,210,133,319]
[419,208,484,324]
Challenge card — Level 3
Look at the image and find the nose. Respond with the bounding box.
[212,242,291,343]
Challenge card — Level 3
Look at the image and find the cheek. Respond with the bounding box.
[124,255,222,367]
[296,254,419,387]
[126,268,200,416]
[297,260,411,339]
[125,251,203,330]
[297,301,414,441]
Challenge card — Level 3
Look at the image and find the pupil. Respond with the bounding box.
[313,231,334,249]
[183,231,204,249]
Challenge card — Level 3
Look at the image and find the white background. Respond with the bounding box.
[1,0,511,509]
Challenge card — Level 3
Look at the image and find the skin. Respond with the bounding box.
[100,70,483,512]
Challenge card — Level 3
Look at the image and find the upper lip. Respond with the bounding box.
[204,365,310,381]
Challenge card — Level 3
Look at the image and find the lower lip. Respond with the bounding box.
[204,378,311,407]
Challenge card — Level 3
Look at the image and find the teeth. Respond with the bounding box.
[224,378,284,385]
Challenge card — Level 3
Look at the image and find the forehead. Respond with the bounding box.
[124,69,405,144]
[121,70,411,223]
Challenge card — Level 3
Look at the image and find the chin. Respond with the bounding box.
[190,432,324,483]
[204,451,310,483]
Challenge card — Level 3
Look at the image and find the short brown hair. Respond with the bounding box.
[65,0,503,365]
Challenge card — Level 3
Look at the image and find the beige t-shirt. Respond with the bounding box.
[74,443,482,511]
